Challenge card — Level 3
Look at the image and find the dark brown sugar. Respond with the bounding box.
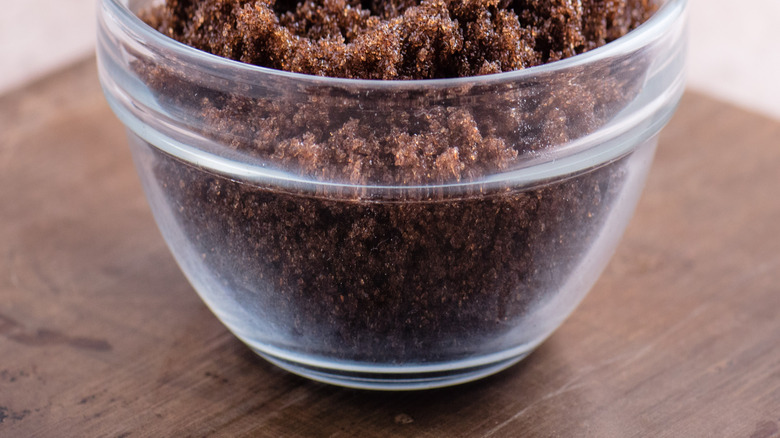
[143,0,656,80]
[147,144,628,362]
[133,0,660,363]
[137,0,657,185]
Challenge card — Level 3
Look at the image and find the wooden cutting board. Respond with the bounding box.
[1,58,779,437]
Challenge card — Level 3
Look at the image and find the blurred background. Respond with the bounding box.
[1,0,778,119]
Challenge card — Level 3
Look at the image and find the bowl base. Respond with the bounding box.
[254,350,529,391]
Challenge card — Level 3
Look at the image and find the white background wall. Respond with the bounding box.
[1,0,778,120]
[0,1,97,94]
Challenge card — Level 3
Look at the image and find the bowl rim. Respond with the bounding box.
[101,0,687,194]
[105,0,686,89]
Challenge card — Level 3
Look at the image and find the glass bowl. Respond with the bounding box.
[97,0,686,390]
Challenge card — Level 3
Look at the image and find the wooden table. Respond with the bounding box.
[2,58,779,437]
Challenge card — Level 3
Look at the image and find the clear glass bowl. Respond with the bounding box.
[97,0,686,390]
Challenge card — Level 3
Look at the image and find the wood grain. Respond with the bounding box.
[1,58,779,437]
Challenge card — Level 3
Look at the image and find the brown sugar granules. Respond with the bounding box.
[146,148,628,362]
[137,0,656,185]
[143,0,656,79]
[133,0,659,363]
